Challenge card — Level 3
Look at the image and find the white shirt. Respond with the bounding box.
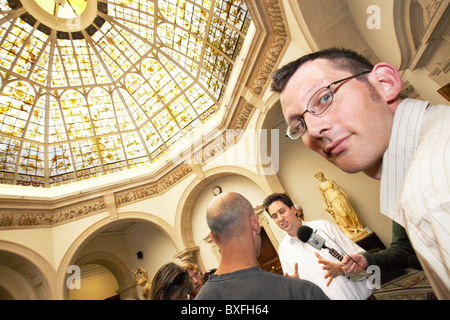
[278,220,373,300]
[380,98,450,299]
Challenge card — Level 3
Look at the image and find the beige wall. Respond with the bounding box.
[68,264,119,300]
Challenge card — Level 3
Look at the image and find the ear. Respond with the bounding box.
[290,205,298,217]
[209,231,219,245]
[250,213,261,233]
[369,62,402,104]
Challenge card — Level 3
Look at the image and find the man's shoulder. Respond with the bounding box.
[195,267,328,300]
[232,267,325,294]
[249,267,309,285]
[257,270,328,299]
[304,219,334,230]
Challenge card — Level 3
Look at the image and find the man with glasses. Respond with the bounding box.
[271,48,449,299]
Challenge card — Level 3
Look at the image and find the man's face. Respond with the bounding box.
[267,200,302,237]
[280,59,394,177]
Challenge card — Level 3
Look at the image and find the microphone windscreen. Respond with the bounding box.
[297,225,313,243]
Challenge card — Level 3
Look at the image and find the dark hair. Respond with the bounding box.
[203,268,217,283]
[262,193,294,214]
[270,48,374,93]
[149,262,192,300]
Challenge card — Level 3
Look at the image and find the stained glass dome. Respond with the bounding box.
[0,0,251,187]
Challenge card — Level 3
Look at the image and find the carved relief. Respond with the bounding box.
[0,198,106,227]
[418,0,443,25]
[115,164,193,207]
[250,0,288,95]
[193,101,255,164]
[230,101,255,130]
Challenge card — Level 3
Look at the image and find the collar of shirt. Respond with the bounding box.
[380,98,429,226]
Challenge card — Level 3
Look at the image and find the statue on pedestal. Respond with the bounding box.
[314,172,369,242]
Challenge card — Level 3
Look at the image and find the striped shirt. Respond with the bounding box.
[380,98,450,299]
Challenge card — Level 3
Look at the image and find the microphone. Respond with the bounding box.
[297,226,344,261]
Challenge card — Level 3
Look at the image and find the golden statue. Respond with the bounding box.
[314,172,369,242]
[133,267,152,300]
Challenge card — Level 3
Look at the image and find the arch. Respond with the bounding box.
[56,212,181,299]
[73,251,135,300]
[0,240,56,299]
[175,165,279,248]
[254,96,286,184]
[0,265,37,299]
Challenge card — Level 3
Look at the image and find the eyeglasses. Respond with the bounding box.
[286,71,371,140]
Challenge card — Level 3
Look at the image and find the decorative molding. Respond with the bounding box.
[0,198,106,228]
[230,101,256,131]
[250,0,288,95]
[408,0,449,71]
[173,246,200,261]
[193,101,255,164]
[115,164,193,207]
[400,81,421,100]
[418,0,443,26]
[428,56,450,87]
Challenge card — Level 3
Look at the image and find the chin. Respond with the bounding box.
[327,157,354,172]
[334,161,366,174]
[340,166,362,174]
[329,153,369,174]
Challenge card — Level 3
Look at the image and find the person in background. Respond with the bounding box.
[180,260,204,298]
[195,192,328,300]
[294,203,306,221]
[149,262,192,300]
[271,48,450,299]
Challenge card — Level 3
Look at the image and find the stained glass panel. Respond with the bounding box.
[48,94,68,143]
[88,87,118,135]
[49,143,74,177]
[24,94,46,143]
[0,0,251,187]
[0,80,35,137]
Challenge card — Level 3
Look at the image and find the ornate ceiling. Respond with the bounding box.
[0,0,251,187]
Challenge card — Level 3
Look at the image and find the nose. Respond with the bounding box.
[303,113,331,139]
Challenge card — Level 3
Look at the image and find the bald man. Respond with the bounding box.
[195,192,328,300]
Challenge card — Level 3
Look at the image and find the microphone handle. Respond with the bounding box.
[327,247,344,261]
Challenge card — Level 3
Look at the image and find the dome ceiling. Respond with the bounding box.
[0,0,251,187]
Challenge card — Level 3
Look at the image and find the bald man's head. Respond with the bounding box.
[206,192,254,243]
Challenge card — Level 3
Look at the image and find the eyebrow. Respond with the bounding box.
[302,78,331,100]
[290,79,330,119]
[271,207,285,216]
